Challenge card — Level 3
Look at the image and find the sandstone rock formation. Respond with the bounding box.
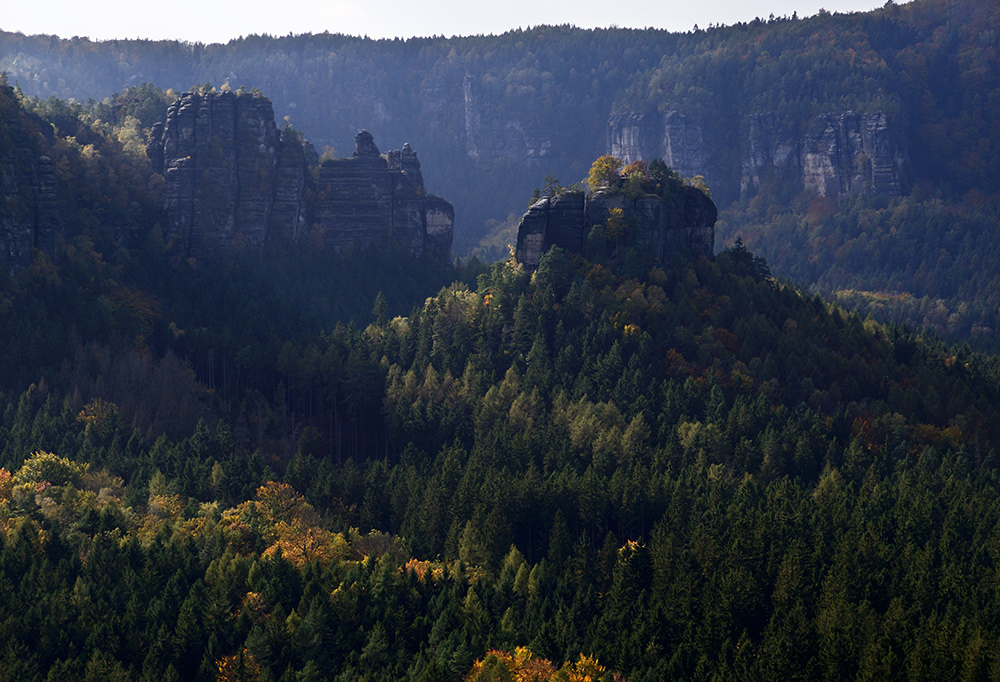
[607,111,707,180]
[1,146,58,274]
[314,132,454,261]
[741,111,906,197]
[462,74,553,164]
[147,90,304,252]
[148,91,453,262]
[607,109,907,200]
[514,185,716,270]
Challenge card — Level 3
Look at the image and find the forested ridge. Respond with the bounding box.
[2,0,998,341]
[3,26,1000,681]
[4,229,1000,680]
[4,0,996,204]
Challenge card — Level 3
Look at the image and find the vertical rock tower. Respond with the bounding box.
[148,90,308,252]
[148,91,453,262]
[313,132,454,262]
[0,81,58,273]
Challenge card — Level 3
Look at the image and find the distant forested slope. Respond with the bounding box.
[2,0,998,342]
[1,0,995,218]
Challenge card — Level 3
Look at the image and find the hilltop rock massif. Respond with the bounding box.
[515,185,716,269]
[147,91,453,261]
[314,132,454,262]
[147,91,304,251]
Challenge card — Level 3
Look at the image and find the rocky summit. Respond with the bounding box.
[148,91,453,262]
[314,133,454,262]
[514,185,716,270]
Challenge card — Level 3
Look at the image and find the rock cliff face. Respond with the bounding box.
[313,132,454,260]
[515,186,716,269]
[607,111,707,180]
[742,111,906,197]
[148,92,453,261]
[608,109,907,200]
[1,146,58,274]
[462,75,553,164]
[148,91,307,252]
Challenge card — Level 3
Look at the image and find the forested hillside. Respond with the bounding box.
[2,75,1000,680]
[4,232,1000,680]
[4,7,1000,676]
[5,0,995,344]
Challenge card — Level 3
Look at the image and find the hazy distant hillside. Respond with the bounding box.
[2,0,998,342]
[1,0,994,230]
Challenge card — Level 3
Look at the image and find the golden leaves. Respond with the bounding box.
[466,647,622,682]
[215,648,261,682]
[217,481,349,568]
[262,520,348,568]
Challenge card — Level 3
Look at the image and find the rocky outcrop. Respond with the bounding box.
[515,192,587,265]
[313,132,454,258]
[608,111,707,180]
[0,79,58,272]
[147,91,306,252]
[515,186,716,269]
[268,128,309,242]
[1,147,58,273]
[608,109,907,199]
[742,111,906,197]
[148,92,453,262]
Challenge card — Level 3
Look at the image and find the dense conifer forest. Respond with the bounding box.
[2,67,1000,679]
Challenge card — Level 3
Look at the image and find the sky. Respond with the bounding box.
[3,0,899,44]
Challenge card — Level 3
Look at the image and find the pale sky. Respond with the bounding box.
[3,0,899,43]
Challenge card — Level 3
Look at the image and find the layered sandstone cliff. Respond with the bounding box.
[607,111,707,181]
[147,91,453,262]
[515,185,716,269]
[147,91,305,251]
[462,74,553,165]
[0,84,58,273]
[313,132,454,262]
[741,111,906,197]
[0,149,57,273]
[607,109,907,200]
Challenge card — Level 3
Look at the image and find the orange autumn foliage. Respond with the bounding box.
[215,648,260,682]
[467,647,622,682]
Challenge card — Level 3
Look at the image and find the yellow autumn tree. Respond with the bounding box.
[215,648,260,682]
[587,155,623,192]
[605,207,627,243]
[264,519,349,567]
[467,647,556,682]
[0,468,12,500]
[220,481,349,567]
[15,451,89,487]
[466,647,622,682]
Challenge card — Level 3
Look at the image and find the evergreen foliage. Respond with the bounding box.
[3,228,1000,679]
[1,46,1000,681]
